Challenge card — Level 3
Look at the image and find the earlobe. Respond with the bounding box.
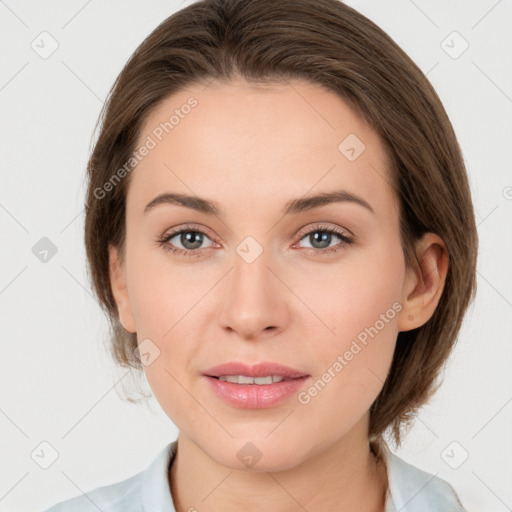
[108,244,137,333]
[397,233,449,332]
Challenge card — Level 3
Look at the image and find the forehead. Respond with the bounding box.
[129,79,397,218]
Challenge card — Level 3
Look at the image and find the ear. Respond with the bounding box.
[108,244,137,334]
[397,233,449,332]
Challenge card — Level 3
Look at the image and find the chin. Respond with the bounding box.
[208,437,307,473]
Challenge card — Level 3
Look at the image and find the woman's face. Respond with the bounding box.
[111,78,414,471]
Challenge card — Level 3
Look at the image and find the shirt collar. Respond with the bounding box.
[378,440,465,511]
[140,440,177,511]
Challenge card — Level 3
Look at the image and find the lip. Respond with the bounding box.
[203,361,309,379]
[202,361,310,409]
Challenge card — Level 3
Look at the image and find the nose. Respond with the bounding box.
[217,249,290,342]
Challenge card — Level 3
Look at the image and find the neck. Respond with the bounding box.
[168,422,388,512]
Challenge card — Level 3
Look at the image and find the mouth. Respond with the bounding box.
[202,362,310,408]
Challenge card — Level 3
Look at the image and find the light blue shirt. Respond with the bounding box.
[42,439,467,511]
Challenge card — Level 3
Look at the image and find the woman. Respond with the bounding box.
[44,0,477,510]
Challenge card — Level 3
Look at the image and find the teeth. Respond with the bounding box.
[217,375,286,384]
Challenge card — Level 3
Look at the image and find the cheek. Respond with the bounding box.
[123,245,205,397]
[124,244,191,337]
[141,361,205,438]
[293,245,404,344]
[294,245,403,406]
[296,286,400,439]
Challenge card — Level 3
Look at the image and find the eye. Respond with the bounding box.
[157,224,215,257]
[294,225,354,255]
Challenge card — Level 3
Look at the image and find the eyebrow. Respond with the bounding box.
[143,189,374,216]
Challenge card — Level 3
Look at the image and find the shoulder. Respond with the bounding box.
[41,442,177,512]
[42,470,143,512]
[380,442,467,512]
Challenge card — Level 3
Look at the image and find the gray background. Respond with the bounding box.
[0,1,511,511]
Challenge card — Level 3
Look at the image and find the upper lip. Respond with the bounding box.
[203,362,309,379]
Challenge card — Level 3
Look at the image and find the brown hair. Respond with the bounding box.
[84,0,478,446]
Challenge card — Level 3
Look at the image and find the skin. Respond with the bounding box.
[109,78,448,512]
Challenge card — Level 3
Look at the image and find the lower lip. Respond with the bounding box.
[204,376,310,409]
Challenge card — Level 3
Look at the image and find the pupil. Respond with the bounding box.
[311,231,330,249]
[182,231,203,249]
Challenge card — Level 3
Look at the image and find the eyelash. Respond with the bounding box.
[156,224,354,258]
